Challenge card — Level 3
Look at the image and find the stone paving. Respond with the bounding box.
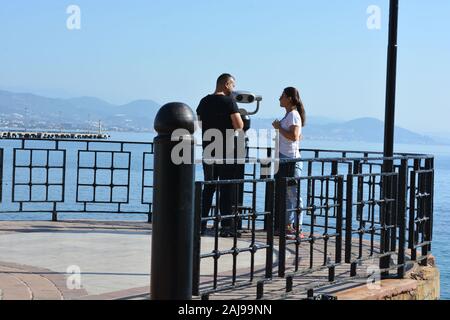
[0,220,384,300]
[0,221,151,299]
[0,220,271,300]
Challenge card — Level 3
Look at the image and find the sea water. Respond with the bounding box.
[0,131,448,299]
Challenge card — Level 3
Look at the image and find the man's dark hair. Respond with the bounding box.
[216,73,235,87]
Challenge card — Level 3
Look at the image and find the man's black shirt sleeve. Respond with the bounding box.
[226,98,240,115]
[196,98,204,116]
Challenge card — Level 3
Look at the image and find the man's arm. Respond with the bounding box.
[228,99,244,130]
[230,113,244,130]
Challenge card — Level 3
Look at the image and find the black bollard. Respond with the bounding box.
[151,102,196,300]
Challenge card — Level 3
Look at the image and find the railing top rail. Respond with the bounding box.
[247,145,433,158]
[284,174,344,181]
[196,178,274,185]
[277,154,434,162]
[194,154,433,166]
[348,171,399,178]
[0,137,434,160]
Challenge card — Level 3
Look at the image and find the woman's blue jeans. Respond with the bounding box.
[278,153,304,228]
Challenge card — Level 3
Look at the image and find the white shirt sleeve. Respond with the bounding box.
[282,111,302,129]
[291,111,302,127]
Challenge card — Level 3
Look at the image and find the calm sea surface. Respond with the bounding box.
[1,132,449,299]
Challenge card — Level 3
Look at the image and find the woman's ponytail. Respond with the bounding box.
[283,87,306,127]
[296,98,306,128]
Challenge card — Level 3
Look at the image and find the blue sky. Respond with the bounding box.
[0,0,449,133]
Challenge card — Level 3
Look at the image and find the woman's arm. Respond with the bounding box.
[272,120,300,142]
[279,125,300,141]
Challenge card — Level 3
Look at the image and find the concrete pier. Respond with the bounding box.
[0,131,110,140]
[0,220,439,300]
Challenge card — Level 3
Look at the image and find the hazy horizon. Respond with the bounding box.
[2,87,450,138]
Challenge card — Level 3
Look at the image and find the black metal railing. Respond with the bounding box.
[192,178,274,296]
[193,146,434,299]
[0,138,154,221]
[276,174,344,279]
[0,137,435,299]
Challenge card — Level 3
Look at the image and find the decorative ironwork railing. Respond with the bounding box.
[0,137,434,299]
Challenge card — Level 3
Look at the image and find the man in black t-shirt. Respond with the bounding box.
[196,73,244,237]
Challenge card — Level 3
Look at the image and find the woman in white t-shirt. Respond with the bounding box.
[272,87,306,239]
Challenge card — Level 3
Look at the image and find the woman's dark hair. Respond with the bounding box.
[283,87,306,127]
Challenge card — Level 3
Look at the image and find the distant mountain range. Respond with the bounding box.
[0,89,160,132]
[0,89,443,144]
[251,117,438,145]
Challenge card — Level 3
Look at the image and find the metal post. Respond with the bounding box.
[425,158,434,253]
[397,159,408,278]
[350,262,357,277]
[52,202,58,222]
[345,174,354,264]
[265,180,275,280]
[256,281,264,300]
[275,177,287,277]
[409,170,417,261]
[286,275,293,292]
[383,0,399,162]
[151,102,196,300]
[328,265,335,282]
[381,0,399,278]
[380,174,391,278]
[335,176,343,263]
[192,182,203,296]
[262,147,272,232]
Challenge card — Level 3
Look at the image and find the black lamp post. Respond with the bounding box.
[381,0,399,277]
[383,0,399,166]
